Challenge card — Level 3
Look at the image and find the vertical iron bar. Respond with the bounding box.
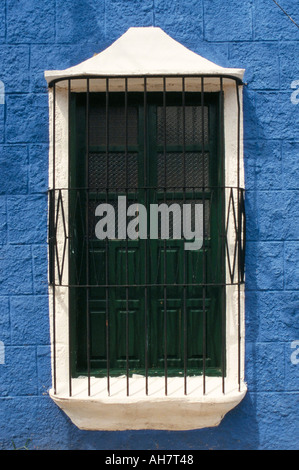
[85,79,91,396]
[125,78,129,396]
[163,77,168,396]
[240,188,246,283]
[52,83,56,192]
[220,77,225,394]
[49,116,55,282]
[54,190,61,285]
[52,82,56,395]
[182,77,187,396]
[144,77,149,395]
[105,78,110,396]
[236,81,241,392]
[68,79,72,397]
[201,77,206,395]
[51,195,56,395]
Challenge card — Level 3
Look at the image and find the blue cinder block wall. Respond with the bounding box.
[0,0,298,450]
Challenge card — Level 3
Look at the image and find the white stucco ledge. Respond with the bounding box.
[49,376,247,431]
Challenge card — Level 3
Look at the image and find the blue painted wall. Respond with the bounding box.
[0,0,298,450]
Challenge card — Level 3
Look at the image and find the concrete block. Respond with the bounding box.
[105,0,153,43]
[0,346,38,396]
[244,190,286,241]
[0,145,28,195]
[37,346,52,396]
[6,94,49,144]
[192,42,229,68]
[279,42,299,91]
[245,342,285,391]
[0,46,30,94]
[284,242,299,290]
[284,191,299,240]
[0,5,5,42]
[244,190,259,241]
[243,89,259,141]
[7,0,55,43]
[0,245,33,295]
[154,0,203,44]
[254,392,298,449]
[56,0,105,44]
[257,190,286,241]
[245,241,284,291]
[0,197,7,245]
[245,291,299,342]
[0,396,71,449]
[255,92,299,140]
[282,142,299,189]
[7,195,47,244]
[204,0,253,41]
[29,144,48,194]
[254,0,299,41]
[10,296,49,345]
[32,245,48,295]
[229,42,280,90]
[0,296,10,345]
[244,140,282,191]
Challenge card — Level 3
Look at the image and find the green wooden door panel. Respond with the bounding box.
[69,91,224,378]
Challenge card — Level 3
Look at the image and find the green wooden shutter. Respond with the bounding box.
[69,91,224,378]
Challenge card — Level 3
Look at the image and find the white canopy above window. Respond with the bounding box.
[45,27,245,87]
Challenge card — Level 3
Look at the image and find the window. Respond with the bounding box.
[46,27,247,431]
[69,90,224,385]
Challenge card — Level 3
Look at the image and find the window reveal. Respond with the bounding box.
[68,91,224,387]
[48,76,245,401]
[46,28,246,431]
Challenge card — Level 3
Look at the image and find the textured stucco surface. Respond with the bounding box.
[0,0,298,450]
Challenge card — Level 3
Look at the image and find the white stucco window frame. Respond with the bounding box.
[45,27,247,431]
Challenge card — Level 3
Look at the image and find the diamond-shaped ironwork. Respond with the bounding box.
[54,189,68,286]
[225,187,239,285]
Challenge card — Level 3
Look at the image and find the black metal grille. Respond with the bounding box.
[49,186,245,286]
[88,152,139,188]
[157,105,209,145]
[48,75,245,398]
[89,104,138,147]
[157,152,209,188]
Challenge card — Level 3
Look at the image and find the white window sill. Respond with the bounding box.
[49,375,247,431]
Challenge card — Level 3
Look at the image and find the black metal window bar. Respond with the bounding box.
[48,75,245,398]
